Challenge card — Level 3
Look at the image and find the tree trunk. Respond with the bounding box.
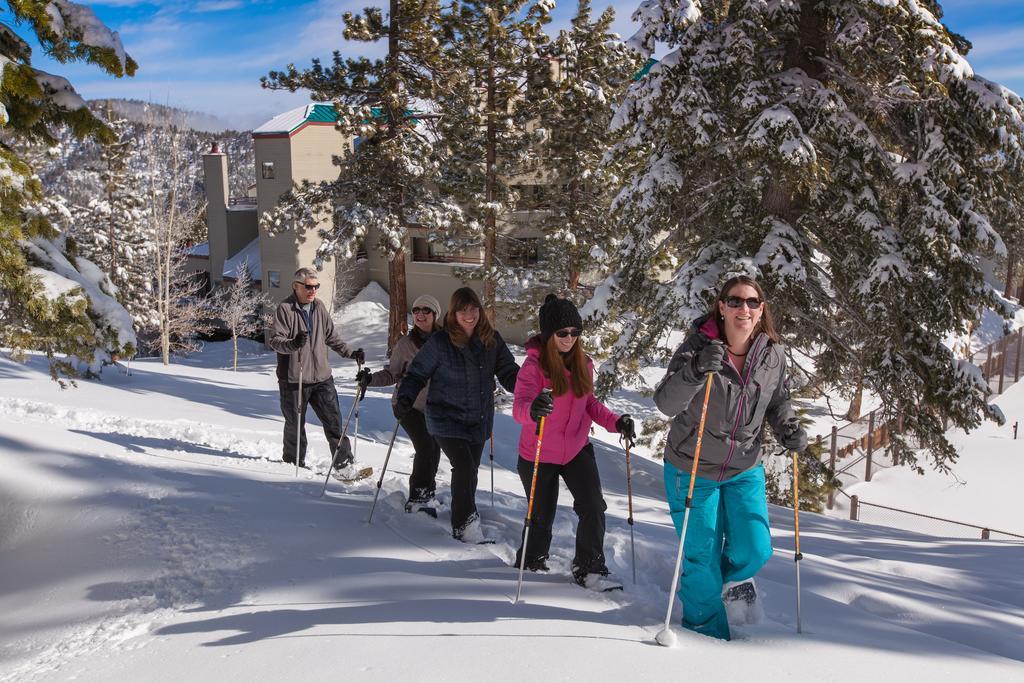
[1005,252,1017,299]
[847,372,864,421]
[232,332,238,371]
[483,48,498,318]
[388,250,408,352]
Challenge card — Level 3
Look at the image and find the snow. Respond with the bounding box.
[0,293,1022,680]
[32,69,87,111]
[46,1,128,73]
[221,239,260,281]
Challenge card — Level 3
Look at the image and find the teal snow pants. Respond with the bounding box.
[663,461,773,641]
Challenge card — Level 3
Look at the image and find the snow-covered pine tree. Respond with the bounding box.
[433,0,551,317]
[529,1,641,303]
[0,0,139,379]
[262,0,461,351]
[70,111,157,330]
[213,258,272,371]
[591,0,1024,471]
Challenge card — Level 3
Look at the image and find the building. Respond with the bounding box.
[198,103,540,343]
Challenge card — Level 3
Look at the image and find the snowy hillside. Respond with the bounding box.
[1,329,1022,680]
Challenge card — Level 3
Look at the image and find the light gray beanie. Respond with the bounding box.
[411,294,442,318]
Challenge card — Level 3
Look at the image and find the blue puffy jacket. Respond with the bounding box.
[397,327,519,443]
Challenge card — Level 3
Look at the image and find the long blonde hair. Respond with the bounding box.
[539,334,593,398]
[445,287,495,348]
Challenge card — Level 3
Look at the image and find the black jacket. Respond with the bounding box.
[398,327,519,443]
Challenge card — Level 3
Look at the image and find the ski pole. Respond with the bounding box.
[792,450,803,634]
[319,368,366,497]
[368,419,402,524]
[514,396,549,605]
[352,360,364,464]
[294,346,303,478]
[622,434,637,584]
[490,430,495,507]
[656,372,715,647]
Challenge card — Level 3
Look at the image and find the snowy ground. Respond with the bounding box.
[1,294,1022,680]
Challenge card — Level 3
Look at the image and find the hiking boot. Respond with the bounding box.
[333,460,372,482]
[571,563,623,592]
[723,579,763,625]
[453,513,491,544]
[514,550,550,572]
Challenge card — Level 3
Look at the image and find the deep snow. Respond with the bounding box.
[1,324,1022,680]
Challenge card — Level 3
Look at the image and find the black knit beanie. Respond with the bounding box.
[539,294,583,343]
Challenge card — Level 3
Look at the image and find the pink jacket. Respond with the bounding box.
[513,336,621,465]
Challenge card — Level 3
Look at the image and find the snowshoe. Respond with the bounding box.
[572,563,622,592]
[332,462,373,483]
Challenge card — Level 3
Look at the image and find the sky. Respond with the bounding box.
[17,0,1024,131]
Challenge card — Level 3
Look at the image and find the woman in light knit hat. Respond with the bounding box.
[357,294,443,512]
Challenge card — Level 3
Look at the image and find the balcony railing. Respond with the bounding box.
[229,197,257,206]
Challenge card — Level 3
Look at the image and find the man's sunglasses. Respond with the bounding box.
[296,283,320,291]
[555,328,582,338]
[411,307,434,315]
[723,296,762,309]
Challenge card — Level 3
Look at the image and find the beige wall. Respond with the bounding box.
[226,207,258,257]
[203,153,229,288]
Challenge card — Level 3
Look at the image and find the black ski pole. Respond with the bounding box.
[490,430,495,507]
[368,419,402,524]
[319,363,365,497]
[621,434,637,584]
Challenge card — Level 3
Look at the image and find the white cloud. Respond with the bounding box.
[964,27,1024,60]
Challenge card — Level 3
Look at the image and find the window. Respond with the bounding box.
[410,237,482,264]
[268,270,281,288]
[262,162,275,179]
[506,237,540,267]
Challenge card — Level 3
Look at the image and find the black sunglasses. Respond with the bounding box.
[723,296,762,309]
[411,307,434,315]
[296,283,320,291]
[554,328,582,338]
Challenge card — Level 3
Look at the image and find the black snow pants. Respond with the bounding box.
[434,436,485,535]
[279,379,350,468]
[401,408,441,502]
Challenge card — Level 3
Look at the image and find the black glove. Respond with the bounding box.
[781,421,808,452]
[616,414,636,442]
[350,348,365,365]
[393,395,414,421]
[293,331,308,349]
[529,390,554,422]
[695,340,725,375]
[356,368,373,391]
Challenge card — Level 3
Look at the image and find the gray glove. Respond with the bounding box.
[695,340,725,375]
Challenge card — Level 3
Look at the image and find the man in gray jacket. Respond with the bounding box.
[269,267,365,475]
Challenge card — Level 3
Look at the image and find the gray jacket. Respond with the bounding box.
[654,315,806,481]
[368,326,432,412]
[269,294,354,385]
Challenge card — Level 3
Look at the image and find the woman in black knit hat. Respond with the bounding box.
[512,294,637,590]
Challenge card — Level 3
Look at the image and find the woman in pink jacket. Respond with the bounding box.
[513,295,636,590]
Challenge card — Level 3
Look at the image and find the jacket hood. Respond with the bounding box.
[525,334,544,357]
[693,312,720,340]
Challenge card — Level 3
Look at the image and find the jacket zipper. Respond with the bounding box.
[717,334,766,481]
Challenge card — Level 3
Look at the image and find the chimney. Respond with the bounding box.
[203,146,229,289]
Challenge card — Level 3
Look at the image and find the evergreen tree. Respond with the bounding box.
[529,1,640,302]
[1,1,139,378]
[262,0,461,351]
[433,0,551,317]
[591,0,1024,471]
[70,113,157,330]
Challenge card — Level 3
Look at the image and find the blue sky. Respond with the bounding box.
[20,0,1024,131]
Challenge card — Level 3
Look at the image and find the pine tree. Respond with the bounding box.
[1,1,139,379]
[433,0,551,317]
[529,1,640,303]
[592,0,1024,471]
[262,0,461,351]
[70,112,157,330]
[213,258,272,371]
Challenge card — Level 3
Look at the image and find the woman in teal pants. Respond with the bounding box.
[654,276,807,640]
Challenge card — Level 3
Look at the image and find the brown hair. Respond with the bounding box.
[445,287,496,348]
[540,333,593,398]
[710,275,780,344]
